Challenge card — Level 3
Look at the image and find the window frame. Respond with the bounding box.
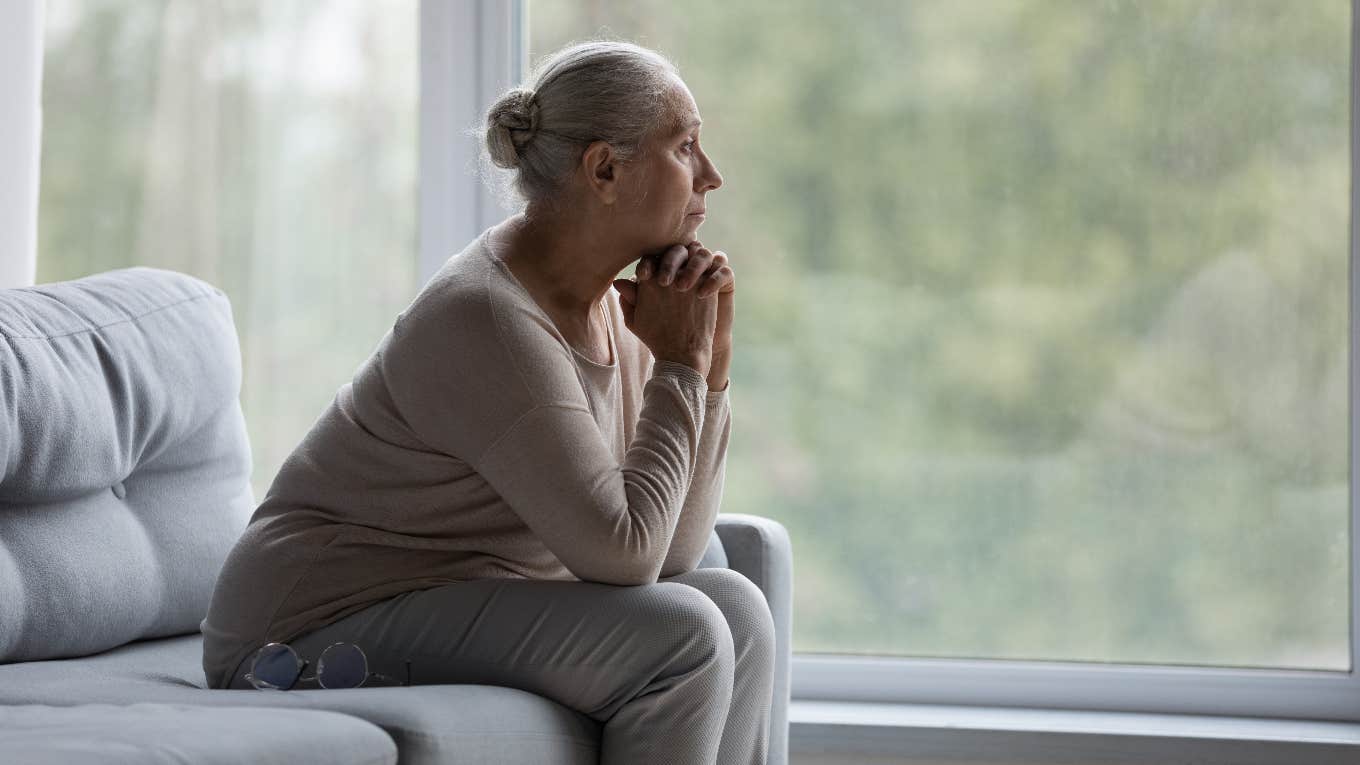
[418,0,526,289]
[430,0,1360,722]
[1,0,42,289]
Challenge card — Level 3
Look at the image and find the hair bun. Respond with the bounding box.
[487,88,541,168]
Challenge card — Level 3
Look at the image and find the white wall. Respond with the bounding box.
[0,0,44,289]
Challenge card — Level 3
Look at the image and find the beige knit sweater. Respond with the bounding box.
[200,227,731,690]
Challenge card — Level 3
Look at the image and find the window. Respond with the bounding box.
[38,0,1356,721]
[38,0,419,503]
[528,0,1356,716]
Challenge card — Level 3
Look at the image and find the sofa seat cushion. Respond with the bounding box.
[0,702,396,765]
[0,634,600,765]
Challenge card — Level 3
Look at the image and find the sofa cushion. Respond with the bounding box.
[0,633,600,765]
[0,267,254,662]
[0,702,397,765]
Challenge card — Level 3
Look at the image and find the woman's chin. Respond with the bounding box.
[667,215,704,244]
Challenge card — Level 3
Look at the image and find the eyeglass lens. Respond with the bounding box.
[250,643,303,690]
[317,643,369,689]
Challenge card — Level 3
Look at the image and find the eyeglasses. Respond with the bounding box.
[244,641,411,690]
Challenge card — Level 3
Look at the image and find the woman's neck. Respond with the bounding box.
[491,212,622,322]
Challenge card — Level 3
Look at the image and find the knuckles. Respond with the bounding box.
[642,243,735,285]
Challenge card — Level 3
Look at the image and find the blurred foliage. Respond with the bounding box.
[530,0,1351,669]
[35,0,1350,671]
[37,0,418,505]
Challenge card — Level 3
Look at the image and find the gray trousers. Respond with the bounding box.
[228,567,776,765]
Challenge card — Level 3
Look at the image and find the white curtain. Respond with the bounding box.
[0,0,44,289]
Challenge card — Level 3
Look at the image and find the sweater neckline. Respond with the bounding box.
[480,228,617,369]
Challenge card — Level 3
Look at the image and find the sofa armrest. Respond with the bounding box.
[713,513,793,765]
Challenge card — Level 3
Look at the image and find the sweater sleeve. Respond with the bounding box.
[659,383,732,577]
[472,360,709,585]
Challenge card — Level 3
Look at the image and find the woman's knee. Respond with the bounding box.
[638,581,736,666]
[666,569,775,650]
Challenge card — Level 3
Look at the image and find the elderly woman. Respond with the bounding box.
[200,39,775,764]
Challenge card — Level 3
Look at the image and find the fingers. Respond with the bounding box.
[635,257,654,281]
[654,244,689,286]
[612,280,638,328]
[674,244,715,291]
[635,245,684,284]
[611,278,638,305]
[697,257,734,298]
[634,242,733,297]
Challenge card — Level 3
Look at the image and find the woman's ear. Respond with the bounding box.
[581,140,620,205]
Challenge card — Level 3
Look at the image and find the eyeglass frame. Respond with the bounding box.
[243,641,412,690]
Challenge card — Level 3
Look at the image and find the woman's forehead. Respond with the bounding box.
[664,81,701,131]
[649,109,698,145]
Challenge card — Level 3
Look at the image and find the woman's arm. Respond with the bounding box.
[636,241,737,575]
[383,290,710,586]
[658,379,731,577]
[706,345,731,392]
[473,365,710,585]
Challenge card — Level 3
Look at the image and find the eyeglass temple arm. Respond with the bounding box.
[375,660,413,686]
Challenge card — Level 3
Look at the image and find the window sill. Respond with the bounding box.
[789,700,1360,764]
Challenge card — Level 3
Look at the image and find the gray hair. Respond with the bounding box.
[476,39,683,213]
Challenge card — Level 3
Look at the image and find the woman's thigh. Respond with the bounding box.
[240,577,735,721]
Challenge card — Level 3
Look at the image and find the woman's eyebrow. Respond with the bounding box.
[680,118,702,133]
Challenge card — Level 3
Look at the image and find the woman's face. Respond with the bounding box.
[619,79,723,250]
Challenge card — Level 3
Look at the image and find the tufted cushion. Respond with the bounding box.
[0,267,254,662]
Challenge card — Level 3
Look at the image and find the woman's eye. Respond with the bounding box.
[681,140,696,153]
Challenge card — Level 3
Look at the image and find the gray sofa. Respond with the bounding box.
[0,266,794,765]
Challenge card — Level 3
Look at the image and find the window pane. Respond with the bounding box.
[38,0,418,504]
[530,0,1352,670]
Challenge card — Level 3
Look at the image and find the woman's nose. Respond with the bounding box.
[700,154,722,192]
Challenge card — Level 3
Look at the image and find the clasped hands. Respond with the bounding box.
[611,240,734,342]
[611,240,735,390]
